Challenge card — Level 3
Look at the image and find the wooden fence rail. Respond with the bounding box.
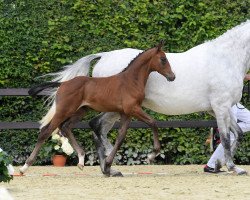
[0,82,249,130]
[0,120,218,130]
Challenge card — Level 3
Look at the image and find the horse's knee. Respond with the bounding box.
[220,134,231,150]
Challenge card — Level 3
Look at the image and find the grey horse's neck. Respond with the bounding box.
[212,20,250,75]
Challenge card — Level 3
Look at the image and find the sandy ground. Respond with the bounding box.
[1,165,250,200]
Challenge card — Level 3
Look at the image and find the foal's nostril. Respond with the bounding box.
[166,74,175,81]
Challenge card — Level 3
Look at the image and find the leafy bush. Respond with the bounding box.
[0,149,13,183]
[0,0,249,166]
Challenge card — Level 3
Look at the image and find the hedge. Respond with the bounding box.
[0,0,249,166]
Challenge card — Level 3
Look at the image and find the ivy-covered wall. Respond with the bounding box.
[0,0,249,166]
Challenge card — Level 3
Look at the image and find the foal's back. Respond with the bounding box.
[57,74,128,113]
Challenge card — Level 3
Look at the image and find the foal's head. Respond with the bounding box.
[149,42,175,81]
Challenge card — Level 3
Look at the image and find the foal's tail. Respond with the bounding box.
[28,82,61,97]
[39,52,105,129]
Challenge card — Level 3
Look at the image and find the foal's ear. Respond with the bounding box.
[156,40,164,52]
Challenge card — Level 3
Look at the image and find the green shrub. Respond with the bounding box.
[0,149,13,183]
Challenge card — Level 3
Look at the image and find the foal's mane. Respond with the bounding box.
[121,47,155,73]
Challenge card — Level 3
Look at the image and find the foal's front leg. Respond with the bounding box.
[103,114,131,176]
[132,106,161,163]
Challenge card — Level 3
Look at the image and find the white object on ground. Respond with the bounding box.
[0,187,14,200]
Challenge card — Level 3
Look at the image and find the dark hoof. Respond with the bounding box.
[102,158,111,177]
[110,169,123,177]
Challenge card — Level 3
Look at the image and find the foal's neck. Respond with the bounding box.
[123,50,154,87]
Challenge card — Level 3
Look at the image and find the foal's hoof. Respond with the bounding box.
[19,164,29,175]
[77,163,84,171]
[19,170,24,175]
[110,169,123,177]
[146,153,155,164]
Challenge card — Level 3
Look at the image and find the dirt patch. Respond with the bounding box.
[1,165,250,200]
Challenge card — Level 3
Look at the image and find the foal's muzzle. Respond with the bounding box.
[166,73,175,82]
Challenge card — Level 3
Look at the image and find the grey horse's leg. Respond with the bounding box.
[229,113,243,156]
[209,109,246,174]
[209,109,243,156]
[92,131,106,173]
[228,114,247,174]
[89,112,120,156]
[213,107,246,174]
[89,112,122,176]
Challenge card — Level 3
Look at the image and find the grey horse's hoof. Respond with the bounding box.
[235,167,248,175]
[102,159,123,177]
[237,170,248,175]
[229,166,248,175]
[102,159,111,177]
[110,169,123,177]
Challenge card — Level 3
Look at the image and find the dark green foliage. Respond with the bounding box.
[0,150,13,183]
[0,0,249,166]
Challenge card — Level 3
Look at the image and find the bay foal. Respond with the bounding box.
[20,42,175,176]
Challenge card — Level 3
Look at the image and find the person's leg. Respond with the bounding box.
[235,103,250,132]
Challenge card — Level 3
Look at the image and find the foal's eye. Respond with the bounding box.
[160,57,167,64]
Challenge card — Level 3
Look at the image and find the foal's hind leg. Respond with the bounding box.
[20,117,63,174]
[132,106,161,163]
[60,107,87,170]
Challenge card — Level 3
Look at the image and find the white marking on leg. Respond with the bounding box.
[78,154,85,166]
[19,163,29,174]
